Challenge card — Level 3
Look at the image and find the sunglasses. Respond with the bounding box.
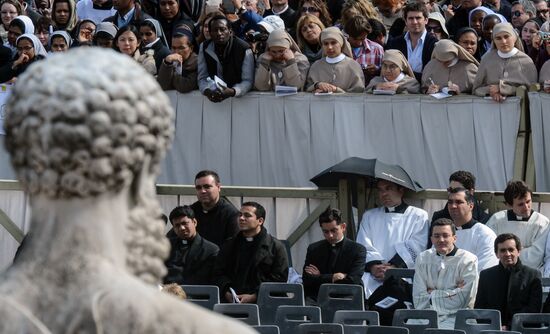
[512,10,525,17]
[538,9,549,14]
[301,6,320,13]
[426,25,442,33]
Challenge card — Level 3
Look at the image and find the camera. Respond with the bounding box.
[539,31,550,41]
[245,31,269,43]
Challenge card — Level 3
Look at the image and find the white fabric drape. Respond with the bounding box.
[528,92,550,192]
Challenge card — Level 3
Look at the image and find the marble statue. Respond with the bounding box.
[0,48,257,334]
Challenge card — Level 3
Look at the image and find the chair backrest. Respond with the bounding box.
[511,313,550,333]
[298,323,344,334]
[317,284,364,323]
[366,325,409,334]
[392,309,438,334]
[384,268,416,281]
[212,303,260,326]
[253,325,281,334]
[342,325,368,334]
[258,282,305,325]
[181,285,219,310]
[479,331,521,334]
[333,310,379,326]
[423,330,466,334]
[454,309,501,334]
[275,305,322,334]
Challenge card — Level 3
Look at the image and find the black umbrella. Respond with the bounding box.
[310,157,423,192]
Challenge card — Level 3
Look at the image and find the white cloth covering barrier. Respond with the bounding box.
[528,92,550,192]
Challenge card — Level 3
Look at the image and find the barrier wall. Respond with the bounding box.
[529,92,550,192]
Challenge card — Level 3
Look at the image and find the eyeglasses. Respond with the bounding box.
[381,63,399,70]
[512,10,524,17]
[17,45,33,52]
[426,25,442,33]
[301,6,320,13]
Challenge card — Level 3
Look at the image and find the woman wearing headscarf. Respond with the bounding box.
[422,40,479,94]
[0,33,46,83]
[49,30,72,52]
[51,0,78,33]
[6,15,34,54]
[157,28,197,93]
[157,0,193,48]
[73,19,96,46]
[469,6,496,36]
[139,18,171,70]
[254,29,310,91]
[296,14,324,64]
[366,49,419,93]
[473,22,537,102]
[306,27,364,93]
[454,27,481,61]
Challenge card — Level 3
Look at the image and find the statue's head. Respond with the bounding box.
[4,47,174,199]
[4,48,174,284]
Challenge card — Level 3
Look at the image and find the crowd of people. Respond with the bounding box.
[2,0,550,100]
[162,169,550,330]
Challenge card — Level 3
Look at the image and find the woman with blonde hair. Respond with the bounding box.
[366,49,419,93]
[339,0,380,29]
[306,27,364,93]
[422,39,479,94]
[472,22,537,102]
[296,14,324,64]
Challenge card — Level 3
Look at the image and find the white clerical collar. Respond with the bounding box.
[145,38,160,48]
[326,53,346,64]
[246,237,254,242]
[181,239,188,245]
[386,205,397,212]
[497,48,519,59]
[331,235,345,246]
[272,4,288,15]
[448,57,458,67]
[384,72,405,83]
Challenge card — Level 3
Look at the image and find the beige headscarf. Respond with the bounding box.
[432,39,479,66]
[491,22,524,52]
[267,29,302,53]
[319,27,353,58]
[382,49,415,77]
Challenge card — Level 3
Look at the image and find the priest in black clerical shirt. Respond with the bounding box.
[302,207,366,303]
[164,205,219,285]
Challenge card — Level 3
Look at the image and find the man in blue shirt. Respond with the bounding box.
[385,2,437,82]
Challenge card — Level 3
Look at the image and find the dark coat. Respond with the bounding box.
[0,55,45,84]
[191,197,240,247]
[475,260,542,327]
[213,227,289,296]
[302,237,366,300]
[164,233,219,285]
[431,198,490,224]
[384,32,437,82]
[144,38,171,70]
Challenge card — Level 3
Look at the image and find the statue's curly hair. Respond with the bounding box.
[4,48,174,284]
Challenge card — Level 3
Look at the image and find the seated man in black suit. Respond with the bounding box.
[164,205,219,285]
[385,2,437,82]
[303,207,367,304]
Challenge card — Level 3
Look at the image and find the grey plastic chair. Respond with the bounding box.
[253,325,281,334]
[424,330,466,334]
[511,313,550,333]
[392,309,438,334]
[317,284,364,323]
[479,331,521,334]
[258,282,305,325]
[298,323,345,334]
[180,285,219,310]
[213,303,260,325]
[275,305,322,334]
[333,310,379,326]
[366,325,409,333]
[342,325,369,334]
[454,309,501,334]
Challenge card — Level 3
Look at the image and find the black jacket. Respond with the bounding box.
[475,260,542,327]
[164,233,219,285]
[302,237,366,300]
[191,197,240,247]
[431,198,490,224]
[103,5,151,28]
[213,227,289,296]
[385,32,437,82]
[143,39,171,71]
